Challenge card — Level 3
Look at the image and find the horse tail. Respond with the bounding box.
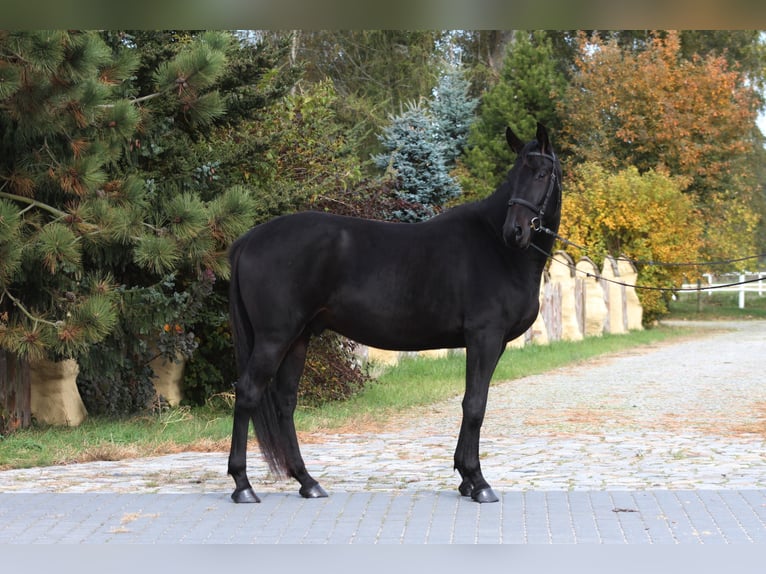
[228,235,290,478]
[228,236,253,377]
[251,385,290,478]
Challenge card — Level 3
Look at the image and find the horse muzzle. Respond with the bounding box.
[502,217,533,249]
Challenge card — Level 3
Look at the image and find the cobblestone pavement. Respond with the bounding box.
[1,319,766,544]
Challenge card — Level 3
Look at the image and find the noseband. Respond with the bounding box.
[507,151,559,230]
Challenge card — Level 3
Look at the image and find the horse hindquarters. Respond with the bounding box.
[227,230,329,502]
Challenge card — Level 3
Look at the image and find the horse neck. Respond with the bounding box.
[478,182,512,234]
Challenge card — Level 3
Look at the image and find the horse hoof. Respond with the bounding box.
[300,484,328,498]
[231,488,261,503]
[471,487,499,503]
[458,479,474,497]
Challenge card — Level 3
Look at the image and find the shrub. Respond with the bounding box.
[183,321,370,409]
[560,163,705,323]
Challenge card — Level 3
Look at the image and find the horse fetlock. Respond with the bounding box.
[458,478,474,497]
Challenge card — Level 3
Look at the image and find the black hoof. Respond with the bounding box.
[299,484,328,499]
[471,487,499,503]
[231,487,261,503]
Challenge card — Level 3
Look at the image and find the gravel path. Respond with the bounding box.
[1,320,765,496]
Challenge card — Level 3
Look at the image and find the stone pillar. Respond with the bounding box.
[417,349,449,359]
[575,257,608,337]
[150,353,185,407]
[550,251,583,341]
[601,256,626,334]
[366,347,401,367]
[617,256,643,330]
[526,273,549,345]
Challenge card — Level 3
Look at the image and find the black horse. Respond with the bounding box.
[227,123,561,504]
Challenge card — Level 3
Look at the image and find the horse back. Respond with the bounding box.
[231,210,541,350]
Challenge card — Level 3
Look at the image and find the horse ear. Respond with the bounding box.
[505,126,524,154]
[536,122,550,154]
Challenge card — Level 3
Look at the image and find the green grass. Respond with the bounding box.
[669,291,766,320]
[0,407,233,470]
[0,323,697,470]
[294,325,687,430]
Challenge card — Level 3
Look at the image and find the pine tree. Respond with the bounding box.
[0,31,257,366]
[460,30,566,199]
[0,31,137,360]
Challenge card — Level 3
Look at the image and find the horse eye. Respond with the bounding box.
[536,170,548,180]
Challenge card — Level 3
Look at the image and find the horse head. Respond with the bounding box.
[501,122,561,250]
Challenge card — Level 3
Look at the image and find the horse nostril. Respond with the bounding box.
[514,225,523,240]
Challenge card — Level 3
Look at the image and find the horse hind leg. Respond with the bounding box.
[229,400,260,503]
[228,343,282,503]
[274,333,327,499]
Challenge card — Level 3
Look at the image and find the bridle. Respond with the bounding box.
[506,150,559,231]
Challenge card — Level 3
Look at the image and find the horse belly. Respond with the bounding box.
[323,289,465,352]
[332,325,464,352]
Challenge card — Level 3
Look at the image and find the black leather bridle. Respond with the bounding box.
[507,151,559,231]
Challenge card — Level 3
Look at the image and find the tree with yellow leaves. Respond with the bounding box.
[558,30,762,266]
[561,163,705,322]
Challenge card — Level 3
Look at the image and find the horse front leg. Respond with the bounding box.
[454,333,504,503]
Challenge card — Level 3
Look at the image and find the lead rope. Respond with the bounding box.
[529,242,766,293]
[533,221,765,269]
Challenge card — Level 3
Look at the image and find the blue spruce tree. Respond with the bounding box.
[374,67,475,222]
[430,68,478,165]
[374,102,460,221]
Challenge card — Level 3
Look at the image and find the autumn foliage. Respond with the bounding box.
[560,31,760,195]
[560,164,704,322]
[557,30,762,320]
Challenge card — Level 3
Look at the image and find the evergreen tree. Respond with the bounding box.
[459,30,567,199]
[371,66,476,222]
[430,68,479,165]
[0,30,258,369]
[373,102,461,221]
[0,31,138,360]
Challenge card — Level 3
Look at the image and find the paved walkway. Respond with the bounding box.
[1,320,766,543]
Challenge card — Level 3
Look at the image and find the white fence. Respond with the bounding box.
[680,272,766,309]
